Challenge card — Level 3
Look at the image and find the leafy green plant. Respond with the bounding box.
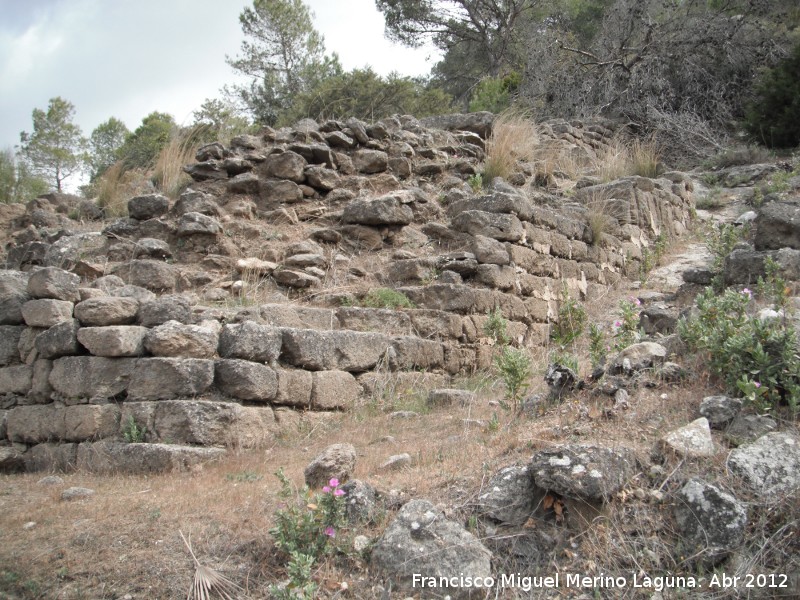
[588,323,607,370]
[551,285,586,347]
[495,346,532,412]
[362,288,415,309]
[706,222,748,291]
[467,172,484,193]
[680,287,799,416]
[483,307,510,346]
[269,551,317,600]
[612,298,641,351]
[122,415,146,443]
[549,350,579,374]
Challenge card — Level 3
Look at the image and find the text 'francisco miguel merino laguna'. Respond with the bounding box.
[412,572,699,592]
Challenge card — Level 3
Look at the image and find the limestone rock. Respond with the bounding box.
[61,486,95,501]
[76,441,225,474]
[754,200,800,250]
[0,271,31,325]
[699,396,743,428]
[74,297,139,326]
[272,268,320,288]
[674,478,747,566]
[654,417,715,459]
[127,358,215,401]
[342,196,414,226]
[49,356,137,400]
[727,432,800,497]
[177,212,222,236]
[380,453,412,470]
[218,321,282,363]
[420,112,495,138]
[128,194,169,220]
[352,149,388,174]
[477,465,541,525]
[77,326,147,357]
[304,443,357,489]
[311,370,360,409]
[452,210,524,242]
[370,499,492,599]
[21,299,73,328]
[35,319,82,359]
[611,342,666,374]
[123,260,177,292]
[214,359,277,401]
[530,444,638,502]
[724,414,777,446]
[145,321,218,358]
[264,151,307,182]
[138,294,192,326]
[27,267,80,301]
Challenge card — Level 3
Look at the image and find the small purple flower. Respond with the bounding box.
[328,478,340,488]
[633,298,641,306]
[324,526,336,538]
[322,486,331,493]
[754,381,761,388]
[334,489,345,497]
[614,321,622,328]
[741,288,753,298]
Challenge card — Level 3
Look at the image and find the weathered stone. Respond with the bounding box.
[654,417,715,459]
[304,165,340,191]
[274,368,313,408]
[699,396,743,428]
[0,271,30,325]
[530,444,638,502]
[352,149,388,174]
[34,319,81,359]
[227,172,261,194]
[0,364,32,398]
[21,299,73,328]
[127,358,215,401]
[304,443,357,489]
[27,267,80,301]
[472,235,510,265]
[0,447,24,473]
[50,356,136,400]
[389,337,444,371]
[272,268,320,288]
[77,326,147,357]
[215,359,277,401]
[61,486,95,501]
[177,212,222,236]
[76,441,225,474]
[341,479,377,523]
[311,370,361,409]
[133,238,172,259]
[754,200,800,251]
[138,294,192,326]
[64,404,120,442]
[639,305,678,335]
[281,328,390,372]
[611,342,667,374]
[128,194,169,220]
[439,252,478,276]
[477,465,541,525]
[147,400,236,444]
[23,442,77,472]
[674,478,747,566]
[371,499,493,599]
[145,321,218,358]
[342,196,414,226]
[380,453,412,470]
[420,111,494,138]
[28,359,53,403]
[173,190,221,216]
[6,404,65,443]
[728,432,800,496]
[724,414,777,446]
[218,321,282,363]
[123,260,178,292]
[452,210,524,242]
[0,325,24,366]
[257,179,303,207]
[283,253,326,269]
[325,130,355,148]
[264,151,307,182]
[74,297,139,326]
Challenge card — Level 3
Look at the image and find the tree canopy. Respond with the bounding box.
[87,117,130,181]
[18,97,87,192]
[116,112,177,170]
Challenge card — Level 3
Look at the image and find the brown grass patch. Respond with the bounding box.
[483,109,539,183]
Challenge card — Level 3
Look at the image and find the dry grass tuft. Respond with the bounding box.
[591,136,662,182]
[629,137,661,178]
[153,132,201,200]
[94,162,152,218]
[483,109,539,183]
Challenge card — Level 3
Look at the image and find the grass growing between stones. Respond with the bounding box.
[482,110,539,184]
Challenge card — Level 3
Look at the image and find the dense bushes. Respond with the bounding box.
[746,42,800,148]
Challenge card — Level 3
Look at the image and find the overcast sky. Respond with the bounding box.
[0,0,439,151]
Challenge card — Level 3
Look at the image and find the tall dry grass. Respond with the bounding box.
[483,109,540,183]
[152,132,201,199]
[592,136,661,182]
[95,162,153,217]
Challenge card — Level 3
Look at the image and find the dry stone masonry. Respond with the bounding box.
[0,113,696,473]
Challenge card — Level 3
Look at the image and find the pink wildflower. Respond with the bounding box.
[334,489,345,497]
[328,478,340,488]
[324,526,336,538]
[741,288,753,298]
[614,321,622,328]
[322,486,331,493]
[754,381,761,388]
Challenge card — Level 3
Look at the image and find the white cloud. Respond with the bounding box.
[0,0,437,150]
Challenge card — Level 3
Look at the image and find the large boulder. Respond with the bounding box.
[127,358,215,401]
[144,321,218,358]
[451,210,524,242]
[21,299,74,328]
[128,194,169,220]
[754,200,800,250]
[476,465,541,525]
[122,260,178,292]
[214,359,277,401]
[138,294,192,326]
[281,329,390,372]
[76,441,225,474]
[27,267,80,302]
[352,149,388,174]
[76,326,148,357]
[35,319,82,359]
[0,271,31,325]
[49,356,137,400]
[371,499,493,599]
[74,297,139,326]
[420,112,495,138]
[218,321,282,363]
[264,151,307,182]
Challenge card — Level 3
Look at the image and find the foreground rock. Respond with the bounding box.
[673,478,747,567]
[76,441,226,474]
[304,443,356,489]
[370,499,492,599]
[476,465,541,525]
[727,432,800,497]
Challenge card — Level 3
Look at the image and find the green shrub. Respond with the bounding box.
[551,286,586,347]
[679,286,799,415]
[588,323,607,370]
[612,298,642,351]
[745,42,800,148]
[122,415,146,443]
[483,307,510,346]
[467,173,484,193]
[468,72,520,113]
[362,288,415,309]
[495,346,532,412]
